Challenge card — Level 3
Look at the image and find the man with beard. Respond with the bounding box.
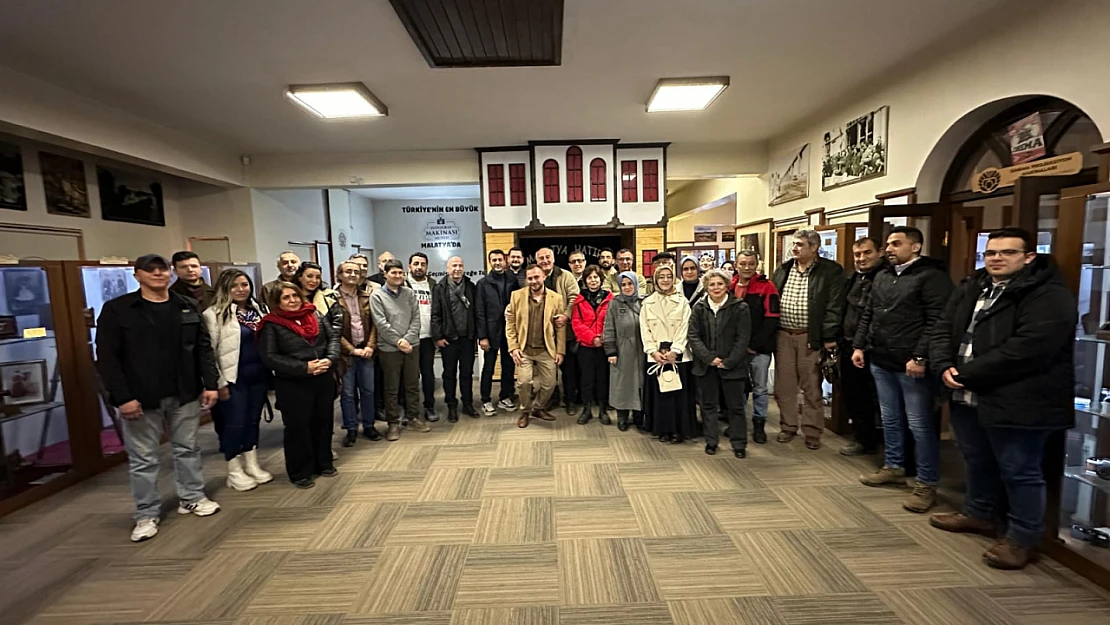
[348,254,378,295]
[505,264,566,428]
[839,237,886,457]
[508,247,527,288]
[431,256,479,422]
[169,251,215,310]
[605,248,648,293]
[262,251,300,306]
[854,226,953,514]
[407,252,438,421]
[536,247,580,415]
[599,248,616,281]
[477,249,519,416]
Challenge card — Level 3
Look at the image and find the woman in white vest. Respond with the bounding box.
[639,265,697,442]
[202,269,274,491]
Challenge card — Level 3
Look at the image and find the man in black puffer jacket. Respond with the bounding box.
[928,227,1075,571]
[853,226,953,514]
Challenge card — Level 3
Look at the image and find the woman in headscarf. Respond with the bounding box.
[639,265,697,442]
[572,264,614,425]
[680,256,706,307]
[603,271,644,431]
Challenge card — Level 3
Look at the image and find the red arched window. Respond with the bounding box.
[486,164,505,206]
[566,146,583,202]
[590,158,607,201]
[642,159,659,202]
[508,164,527,206]
[542,159,560,203]
[621,160,638,203]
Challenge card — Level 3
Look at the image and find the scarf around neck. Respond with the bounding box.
[259,303,319,342]
[236,306,262,332]
[583,287,607,309]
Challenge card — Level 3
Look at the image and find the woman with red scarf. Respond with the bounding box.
[258,282,341,489]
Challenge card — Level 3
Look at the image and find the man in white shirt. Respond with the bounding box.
[407,252,438,422]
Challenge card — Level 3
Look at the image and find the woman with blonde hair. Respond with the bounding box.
[640,265,697,442]
[202,269,273,490]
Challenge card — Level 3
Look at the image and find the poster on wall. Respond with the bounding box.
[1008,112,1046,165]
[693,225,718,243]
[39,152,90,217]
[374,201,484,281]
[817,230,838,262]
[97,166,165,226]
[822,105,888,190]
[768,144,809,206]
[0,142,27,211]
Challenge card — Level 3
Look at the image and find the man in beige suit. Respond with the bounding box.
[505,264,566,428]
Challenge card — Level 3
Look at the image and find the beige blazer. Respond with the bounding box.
[505,288,566,360]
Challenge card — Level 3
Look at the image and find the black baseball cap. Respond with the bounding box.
[134,254,170,272]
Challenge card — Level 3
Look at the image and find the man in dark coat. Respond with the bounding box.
[431,255,479,421]
[771,229,845,449]
[853,226,953,514]
[476,248,520,416]
[929,227,1075,570]
[839,237,886,457]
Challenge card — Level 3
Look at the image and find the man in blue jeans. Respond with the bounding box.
[852,226,953,513]
[729,250,779,444]
[929,227,1075,569]
[335,261,380,446]
[96,254,221,542]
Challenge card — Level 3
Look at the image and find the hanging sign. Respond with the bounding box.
[972,151,1083,194]
[1008,112,1046,165]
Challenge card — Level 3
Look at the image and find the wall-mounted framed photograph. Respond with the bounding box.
[2,267,48,316]
[0,315,16,340]
[39,151,90,217]
[822,105,889,190]
[97,166,165,226]
[0,141,27,211]
[0,359,48,406]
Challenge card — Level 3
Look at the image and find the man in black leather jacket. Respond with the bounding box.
[839,237,886,457]
[476,249,520,416]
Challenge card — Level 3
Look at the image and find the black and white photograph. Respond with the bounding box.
[739,233,763,258]
[0,141,27,211]
[0,359,48,406]
[822,105,889,190]
[2,268,48,316]
[99,268,130,304]
[768,143,810,205]
[97,166,165,226]
[39,151,91,217]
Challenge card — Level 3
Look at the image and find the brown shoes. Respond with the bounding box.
[517,413,530,428]
[533,409,556,421]
[984,538,1038,570]
[385,424,402,441]
[860,465,906,487]
[407,418,432,433]
[929,512,998,537]
[776,431,796,443]
[804,437,821,450]
[903,482,937,513]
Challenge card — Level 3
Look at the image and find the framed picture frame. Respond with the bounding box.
[0,359,48,406]
[96,166,165,226]
[39,151,91,217]
[2,267,49,316]
[821,105,889,190]
[0,315,16,340]
[734,218,774,271]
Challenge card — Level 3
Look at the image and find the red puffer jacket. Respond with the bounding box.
[572,290,614,347]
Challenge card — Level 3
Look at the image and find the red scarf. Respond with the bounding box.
[259,303,319,342]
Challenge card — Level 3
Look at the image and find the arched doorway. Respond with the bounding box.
[870,95,1102,281]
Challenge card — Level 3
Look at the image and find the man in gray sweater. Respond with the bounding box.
[370,259,432,440]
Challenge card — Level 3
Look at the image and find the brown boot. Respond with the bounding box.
[517,413,530,428]
[929,512,998,537]
[407,418,432,433]
[859,465,906,487]
[386,424,402,441]
[984,538,1037,570]
[903,482,937,514]
[776,431,796,443]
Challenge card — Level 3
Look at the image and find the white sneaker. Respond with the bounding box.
[177,497,221,517]
[332,449,339,461]
[482,402,496,416]
[130,517,159,542]
[498,398,518,412]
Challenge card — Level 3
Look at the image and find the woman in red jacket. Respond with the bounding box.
[572,264,614,425]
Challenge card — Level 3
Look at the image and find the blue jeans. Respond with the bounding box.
[213,380,267,460]
[870,364,939,485]
[340,356,376,431]
[950,403,1050,548]
[121,398,206,521]
[746,353,771,421]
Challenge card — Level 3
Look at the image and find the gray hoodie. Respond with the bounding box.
[370,284,421,352]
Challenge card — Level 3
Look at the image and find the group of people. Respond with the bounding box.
[97,225,1073,571]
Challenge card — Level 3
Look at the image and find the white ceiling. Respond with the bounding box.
[0,0,1011,155]
[350,184,480,200]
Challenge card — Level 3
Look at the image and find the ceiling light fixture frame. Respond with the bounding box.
[285,82,389,119]
[646,76,730,113]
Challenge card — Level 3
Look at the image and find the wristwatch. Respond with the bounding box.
[912,357,928,366]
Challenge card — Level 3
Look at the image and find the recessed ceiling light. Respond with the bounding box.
[286,82,388,119]
[646,77,730,112]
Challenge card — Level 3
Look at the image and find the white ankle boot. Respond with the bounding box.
[226,455,258,491]
[242,448,274,484]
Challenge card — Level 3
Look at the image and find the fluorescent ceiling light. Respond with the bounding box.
[646,77,729,112]
[286,82,388,119]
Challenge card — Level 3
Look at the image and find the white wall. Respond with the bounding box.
[667,195,737,242]
[0,135,184,260]
[348,193,375,254]
[765,0,1110,218]
[371,199,483,281]
[177,184,256,263]
[251,189,327,282]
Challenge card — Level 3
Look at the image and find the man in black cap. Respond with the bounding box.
[96,254,221,543]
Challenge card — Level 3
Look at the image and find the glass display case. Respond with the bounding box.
[1061,191,1110,572]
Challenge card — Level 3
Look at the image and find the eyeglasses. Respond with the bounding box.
[569,258,586,264]
[982,249,1026,258]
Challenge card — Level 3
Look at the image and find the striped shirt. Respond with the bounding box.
[952,281,1007,406]
[779,262,811,330]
